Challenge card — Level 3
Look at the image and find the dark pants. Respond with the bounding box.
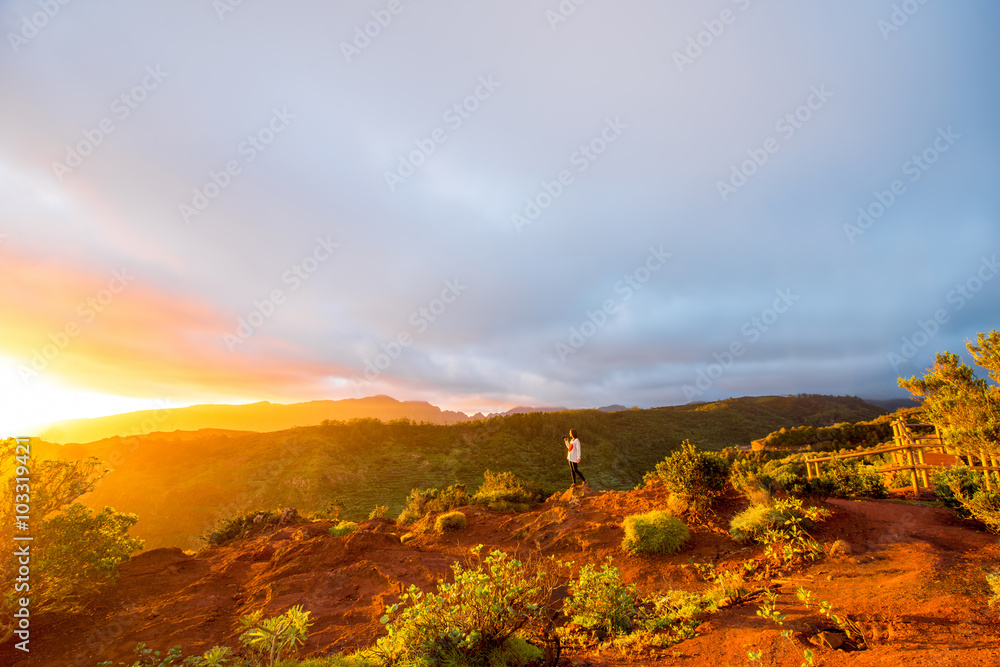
[569,461,585,485]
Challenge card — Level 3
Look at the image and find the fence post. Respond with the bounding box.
[916,448,928,488]
[981,449,993,491]
[906,447,919,495]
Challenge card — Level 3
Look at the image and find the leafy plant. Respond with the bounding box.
[563,558,639,634]
[729,498,813,543]
[373,547,558,666]
[190,646,235,667]
[755,588,785,625]
[96,642,183,666]
[368,505,389,520]
[620,511,690,555]
[650,441,729,513]
[31,503,143,613]
[795,586,869,648]
[238,605,312,667]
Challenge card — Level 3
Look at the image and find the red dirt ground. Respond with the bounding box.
[14,486,1000,667]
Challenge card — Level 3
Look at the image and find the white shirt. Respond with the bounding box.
[567,438,581,462]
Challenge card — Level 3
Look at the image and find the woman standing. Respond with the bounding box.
[566,429,586,487]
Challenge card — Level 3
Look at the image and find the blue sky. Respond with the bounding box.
[1,0,998,431]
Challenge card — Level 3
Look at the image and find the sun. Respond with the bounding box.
[0,355,164,437]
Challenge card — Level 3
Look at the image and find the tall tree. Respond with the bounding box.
[899,330,1000,454]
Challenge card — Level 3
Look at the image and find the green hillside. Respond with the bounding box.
[35,394,886,550]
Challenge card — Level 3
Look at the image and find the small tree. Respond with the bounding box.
[899,330,1000,455]
[32,503,144,612]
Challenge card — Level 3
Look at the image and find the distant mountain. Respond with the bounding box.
[36,395,471,444]
[496,406,569,416]
[598,404,627,412]
[863,397,921,412]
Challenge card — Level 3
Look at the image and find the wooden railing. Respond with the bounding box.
[804,420,1000,495]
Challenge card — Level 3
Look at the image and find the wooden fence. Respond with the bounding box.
[804,420,1000,495]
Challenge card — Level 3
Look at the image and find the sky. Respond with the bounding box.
[1,0,998,435]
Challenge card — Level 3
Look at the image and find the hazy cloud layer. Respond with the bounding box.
[1,0,998,423]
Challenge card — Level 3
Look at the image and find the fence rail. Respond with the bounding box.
[804,420,1000,495]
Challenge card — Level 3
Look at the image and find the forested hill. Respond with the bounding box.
[35,394,886,549]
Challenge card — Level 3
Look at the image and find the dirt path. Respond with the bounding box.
[13,494,1000,667]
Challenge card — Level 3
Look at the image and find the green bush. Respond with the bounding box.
[397,483,469,525]
[651,441,729,512]
[201,509,283,546]
[564,559,639,634]
[435,511,467,533]
[472,471,543,510]
[815,459,887,499]
[729,498,829,572]
[621,511,690,555]
[933,465,982,512]
[368,505,389,520]
[330,521,358,537]
[373,548,554,666]
[729,505,788,543]
[30,503,143,613]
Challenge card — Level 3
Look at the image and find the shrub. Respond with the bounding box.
[651,441,729,513]
[330,521,358,537]
[665,493,690,516]
[373,548,556,665]
[621,511,690,555]
[933,465,982,512]
[564,558,639,634]
[729,505,788,543]
[953,488,1000,532]
[435,511,467,533]
[473,471,543,509]
[731,498,829,573]
[817,459,888,499]
[201,509,281,546]
[30,503,143,613]
[396,483,469,525]
[368,505,389,520]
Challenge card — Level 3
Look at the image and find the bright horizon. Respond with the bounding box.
[2,2,998,437]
